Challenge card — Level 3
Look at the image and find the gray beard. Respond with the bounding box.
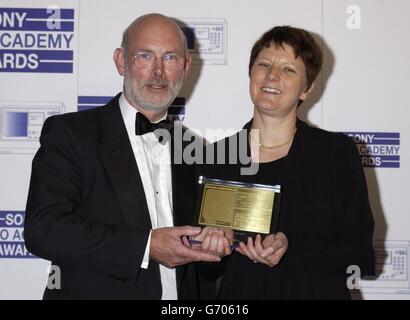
[124,73,184,112]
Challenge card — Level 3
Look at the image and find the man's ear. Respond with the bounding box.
[113,48,126,76]
[300,82,315,101]
[183,54,192,79]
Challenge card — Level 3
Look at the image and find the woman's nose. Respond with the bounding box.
[267,66,280,81]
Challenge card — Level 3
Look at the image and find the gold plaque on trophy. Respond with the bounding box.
[196,176,281,240]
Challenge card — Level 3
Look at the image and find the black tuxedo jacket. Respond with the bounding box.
[24,94,202,299]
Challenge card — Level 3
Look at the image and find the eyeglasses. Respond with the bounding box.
[127,49,186,71]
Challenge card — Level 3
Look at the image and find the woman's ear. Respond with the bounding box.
[300,82,315,101]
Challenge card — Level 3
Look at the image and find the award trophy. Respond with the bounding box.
[194,176,281,247]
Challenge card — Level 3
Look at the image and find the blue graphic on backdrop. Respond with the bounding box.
[0,7,75,73]
[359,240,410,295]
[0,211,35,258]
[168,97,186,121]
[3,111,28,137]
[179,18,227,65]
[0,101,64,141]
[344,132,400,168]
[78,95,186,121]
[77,96,112,112]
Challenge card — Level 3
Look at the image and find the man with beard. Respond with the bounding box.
[24,13,222,300]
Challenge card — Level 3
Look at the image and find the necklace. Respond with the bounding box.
[250,127,297,150]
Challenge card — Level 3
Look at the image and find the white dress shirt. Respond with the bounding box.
[119,93,177,300]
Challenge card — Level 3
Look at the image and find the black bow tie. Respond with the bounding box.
[135,112,173,142]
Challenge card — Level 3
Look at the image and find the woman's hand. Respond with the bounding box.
[236,232,288,267]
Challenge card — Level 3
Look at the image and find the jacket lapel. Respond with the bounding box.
[170,122,199,227]
[170,122,200,296]
[98,96,151,229]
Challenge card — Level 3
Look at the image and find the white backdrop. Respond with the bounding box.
[1,0,409,299]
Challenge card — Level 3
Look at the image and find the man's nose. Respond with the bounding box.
[152,57,165,77]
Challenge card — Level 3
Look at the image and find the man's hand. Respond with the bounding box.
[236,232,288,267]
[189,226,234,257]
[150,226,221,268]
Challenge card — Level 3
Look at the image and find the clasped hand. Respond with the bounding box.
[150,226,288,268]
[190,227,288,267]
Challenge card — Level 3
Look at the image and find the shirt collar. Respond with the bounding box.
[118,92,168,137]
